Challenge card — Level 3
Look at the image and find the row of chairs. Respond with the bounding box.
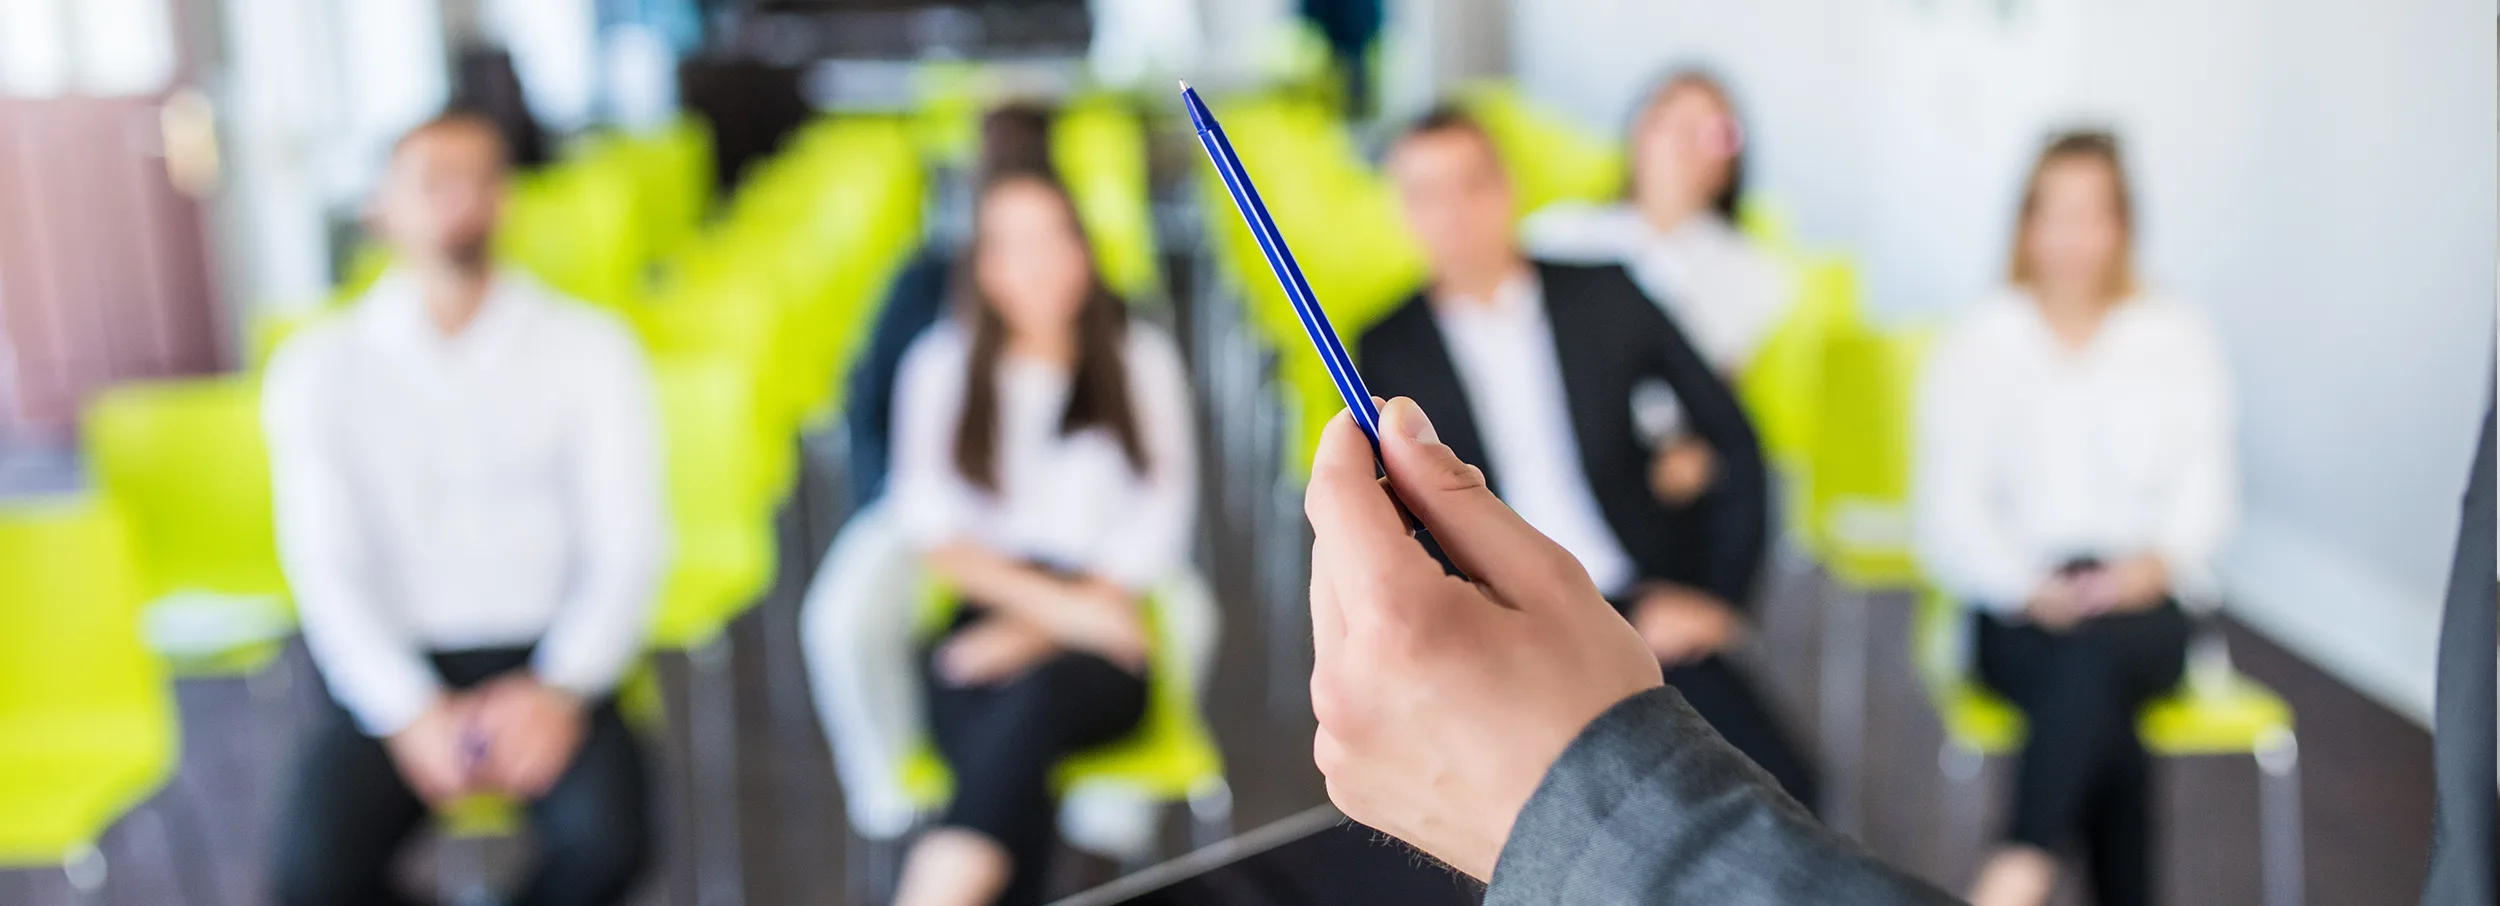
[0,97,1227,904]
[1186,82,2306,904]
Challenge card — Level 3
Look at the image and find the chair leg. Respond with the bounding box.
[63,842,106,906]
[688,636,747,906]
[2256,731,2304,906]
[1187,781,1235,853]
[1818,586,1870,839]
[1936,740,1986,885]
[439,836,499,906]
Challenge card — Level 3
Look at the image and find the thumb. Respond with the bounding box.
[1376,397,1589,597]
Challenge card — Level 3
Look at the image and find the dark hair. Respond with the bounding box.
[1627,68,1745,220]
[2008,130,2137,301]
[391,108,514,170]
[449,47,547,168]
[1391,103,1503,167]
[977,102,1058,183]
[951,170,1147,492]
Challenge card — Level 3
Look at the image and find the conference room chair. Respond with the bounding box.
[1800,319,1937,839]
[1911,588,2306,906]
[800,504,1232,905]
[0,498,186,904]
[83,377,294,683]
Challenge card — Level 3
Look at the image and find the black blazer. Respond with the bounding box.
[1356,260,1770,612]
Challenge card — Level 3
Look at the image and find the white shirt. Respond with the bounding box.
[1913,290,2238,613]
[265,271,666,735]
[889,320,1197,590]
[1433,271,1641,597]
[1524,203,1796,373]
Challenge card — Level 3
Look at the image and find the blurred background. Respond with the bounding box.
[0,0,2490,904]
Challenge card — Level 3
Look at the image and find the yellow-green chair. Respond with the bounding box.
[1737,256,1860,488]
[652,355,780,905]
[1805,323,1935,586]
[1912,589,2304,906]
[85,376,294,677]
[1054,95,1164,302]
[1798,321,1934,837]
[0,498,180,895]
[1458,81,1626,218]
[895,575,1233,863]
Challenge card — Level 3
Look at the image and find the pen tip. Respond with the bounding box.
[1177,79,1190,91]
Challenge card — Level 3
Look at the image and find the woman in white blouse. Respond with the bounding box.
[885,171,1198,906]
[1525,69,1796,505]
[1915,132,2236,906]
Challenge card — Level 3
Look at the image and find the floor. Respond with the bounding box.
[0,485,2437,906]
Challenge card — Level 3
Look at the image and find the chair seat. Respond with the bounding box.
[0,715,176,866]
[1934,671,2295,758]
[438,794,524,840]
[897,717,1227,810]
[140,590,294,675]
[2140,675,2295,756]
[648,531,773,650]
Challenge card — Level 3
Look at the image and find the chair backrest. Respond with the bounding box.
[1458,81,1626,218]
[1806,322,1936,585]
[645,355,778,646]
[83,377,288,604]
[0,499,172,726]
[1053,96,1163,301]
[1739,255,1862,476]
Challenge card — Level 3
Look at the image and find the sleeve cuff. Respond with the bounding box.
[1486,685,1814,904]
[531,647,627,701]
[345,676,445,738]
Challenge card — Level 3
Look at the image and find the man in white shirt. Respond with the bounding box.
[1357,107,1817,809]
[267,111,665,906]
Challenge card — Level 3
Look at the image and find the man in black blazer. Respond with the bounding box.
[1358,106,1817,808]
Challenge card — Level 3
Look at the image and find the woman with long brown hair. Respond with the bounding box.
[1915,132,2237,906]
[884,170,1197,906]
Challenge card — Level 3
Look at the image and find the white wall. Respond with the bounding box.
[1517,0,2495,723]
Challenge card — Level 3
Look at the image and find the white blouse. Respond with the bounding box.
[1913,290,2239,613]
[1523,202,1796,373]
[889,320,1198,590]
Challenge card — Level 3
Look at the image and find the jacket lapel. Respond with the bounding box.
[1381,295,1499,497]
[1536,262,1616,487]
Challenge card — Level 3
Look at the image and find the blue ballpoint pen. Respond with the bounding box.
[1180,81,1438,547]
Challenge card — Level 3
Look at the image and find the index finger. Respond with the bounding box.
[1304,408,1436,575]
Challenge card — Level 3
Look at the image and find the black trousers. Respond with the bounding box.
[274,648,652,906]
[1663,654,1822,813]
[924,609,1150,906]
[1975,603,2189,906]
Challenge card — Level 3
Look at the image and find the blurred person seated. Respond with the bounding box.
[884,170,1197,906]
[263,111,665,906]
[1358,107,1817,810]
[1525,69,1796,505]
[1914,132,2236,906]
[846,103,1059,506]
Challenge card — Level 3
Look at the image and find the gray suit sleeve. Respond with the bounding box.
[1487,687,1960,906]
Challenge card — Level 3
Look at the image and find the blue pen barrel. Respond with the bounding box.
[1182,83,1454,574]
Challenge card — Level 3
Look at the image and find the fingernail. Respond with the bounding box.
[1387,397,1437,443]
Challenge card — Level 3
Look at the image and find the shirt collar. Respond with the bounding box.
[1432,267,1543,322]
[359,267,540,357]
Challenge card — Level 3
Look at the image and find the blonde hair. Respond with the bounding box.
[2008,130,2137,302]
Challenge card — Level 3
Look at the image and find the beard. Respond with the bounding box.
[442,233,493,274]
